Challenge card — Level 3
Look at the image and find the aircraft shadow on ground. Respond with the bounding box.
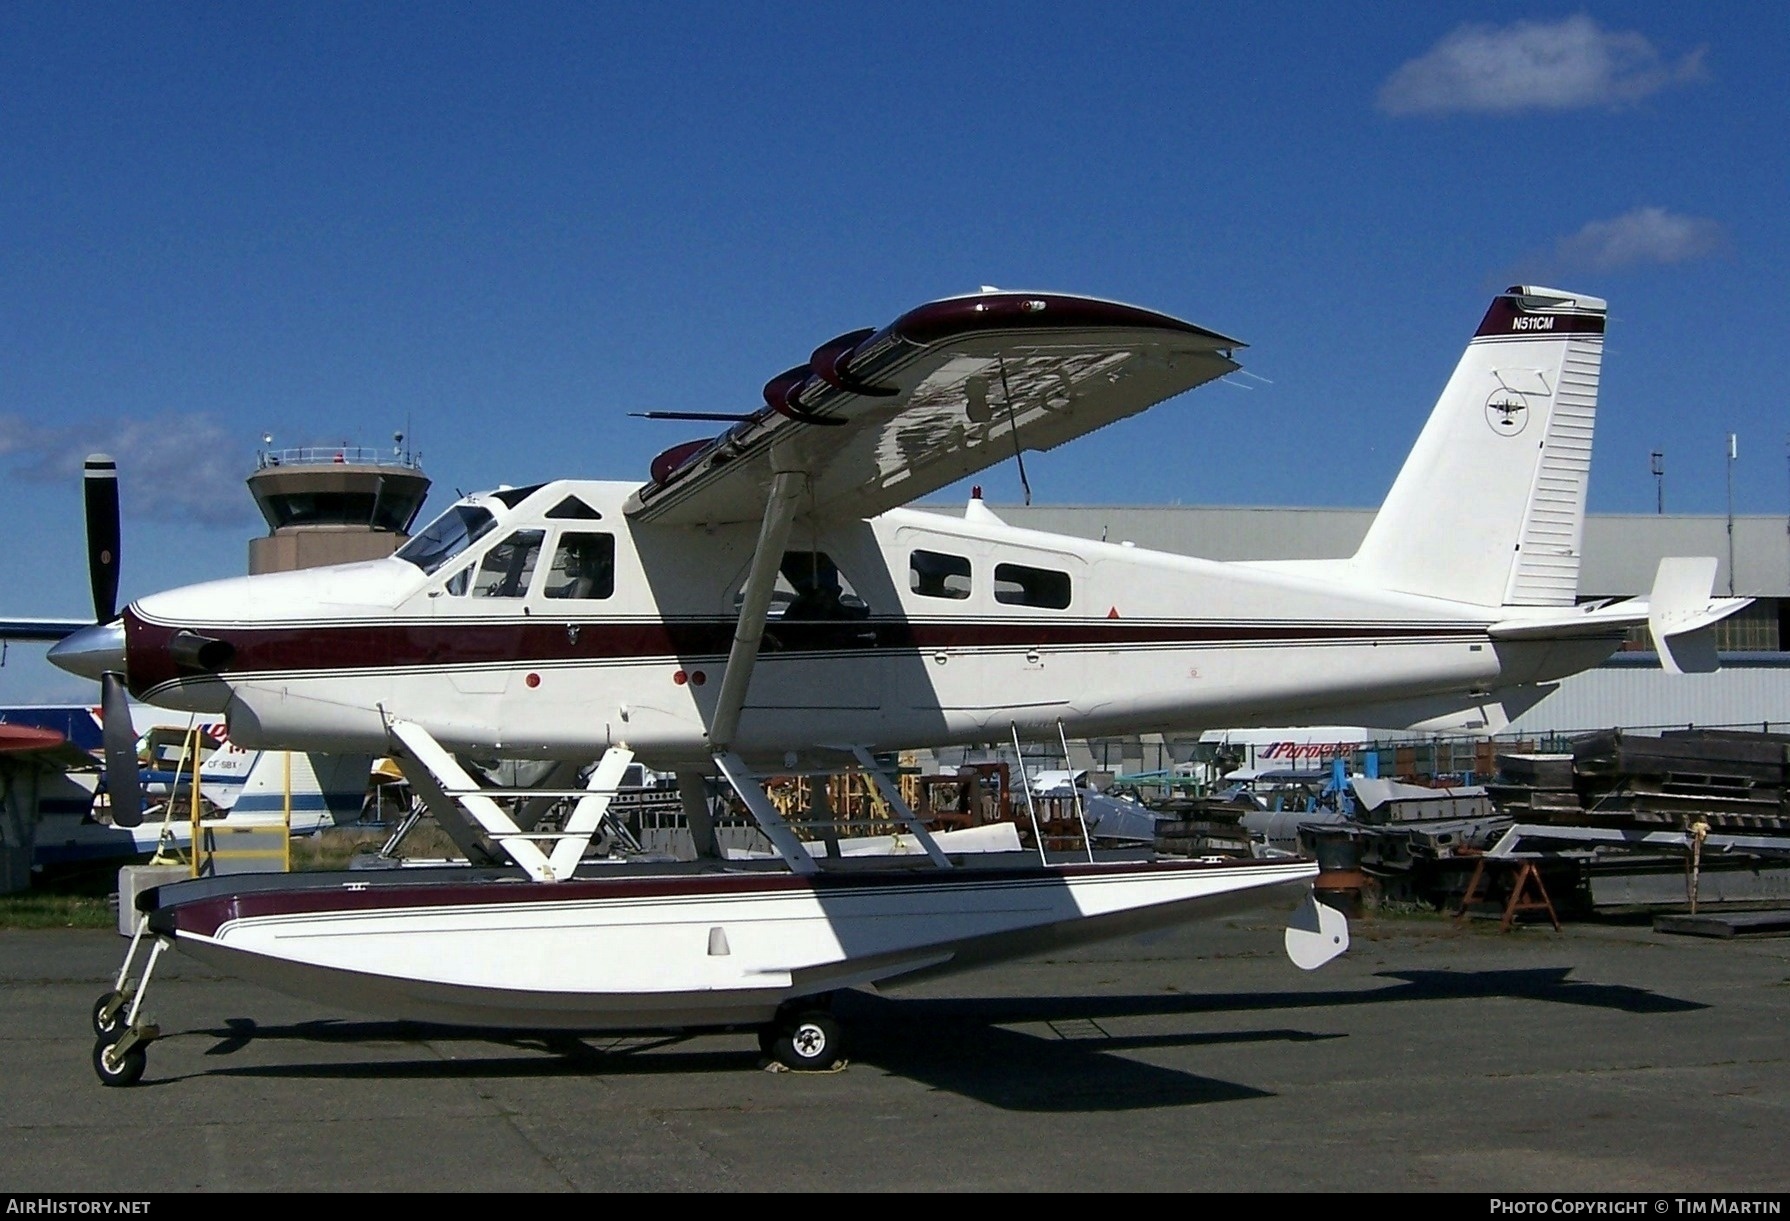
[183,1010,1285,1111]
[878,965,1704,1023]
[167,964,1703,1111]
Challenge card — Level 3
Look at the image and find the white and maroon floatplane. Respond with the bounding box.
[63,283,1743,1084]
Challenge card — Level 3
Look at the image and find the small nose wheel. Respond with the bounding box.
[91,934,167,1086]
[92,1033,148,1088]
[92,991,129,1039]
[763,1007,844,1072]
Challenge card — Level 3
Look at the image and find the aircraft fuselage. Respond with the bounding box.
[114,479,1617,768]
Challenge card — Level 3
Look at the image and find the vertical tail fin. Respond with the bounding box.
[1351,285,1606,608]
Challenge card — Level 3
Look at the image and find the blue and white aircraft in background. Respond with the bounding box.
[0,702,371,871]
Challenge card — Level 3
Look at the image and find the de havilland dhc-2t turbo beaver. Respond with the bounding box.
[52,284,1744,1085]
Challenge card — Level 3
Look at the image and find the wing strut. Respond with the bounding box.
[848,745,952,869]
[708,468,806,751]
[547,747,639,880]
[694,467,838,876]
[713,751,820,875]
[386,718,635,883]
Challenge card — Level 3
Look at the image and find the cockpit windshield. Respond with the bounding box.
[395,504,499,575]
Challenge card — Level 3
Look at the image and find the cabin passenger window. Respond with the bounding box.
[472,530,545,598]
[910,550,971,600]
[544,532,615,600]
[993,562,1071,609]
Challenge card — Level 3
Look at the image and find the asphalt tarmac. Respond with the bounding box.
[2,904,1787,1193]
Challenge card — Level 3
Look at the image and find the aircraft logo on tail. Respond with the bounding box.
[1485,390,1529,436]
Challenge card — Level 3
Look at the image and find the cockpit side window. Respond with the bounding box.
[774,551,870,620]
[396,505,498,575]
[730,552,873,619]
[543,532,615,600]
[444,564,472,596]
[471,530,545,598]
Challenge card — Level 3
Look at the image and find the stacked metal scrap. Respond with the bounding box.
[1356,817,1513,874]
[1486,730,1790,912]
[1148,795,1257,857]
[1342,779,1514,904]
[1492,729,1790,833]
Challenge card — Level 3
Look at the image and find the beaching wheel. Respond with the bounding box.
[770,1010,843,1072]
[92,1035,146,1088]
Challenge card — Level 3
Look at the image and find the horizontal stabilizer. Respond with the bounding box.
[1487,557,1750,672]
[1649,557,1750,675]
[1488,602,1647,641]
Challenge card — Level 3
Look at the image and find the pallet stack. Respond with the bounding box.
[1147,795,1256,858]
[1492,729,1790,833]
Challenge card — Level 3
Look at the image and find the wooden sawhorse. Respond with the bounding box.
[1455,854,1561,932]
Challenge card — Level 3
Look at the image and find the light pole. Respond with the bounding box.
[1726,433,1738,596]
[1650,450,1665,514]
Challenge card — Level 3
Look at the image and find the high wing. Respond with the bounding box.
[624,290,1242,527]
[0,618,89,642]
[0,722,95,771]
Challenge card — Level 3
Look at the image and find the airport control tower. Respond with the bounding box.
[246,437,431,574]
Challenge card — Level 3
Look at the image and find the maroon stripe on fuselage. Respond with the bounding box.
[151,857,1302,939]
[122,608,1483,694]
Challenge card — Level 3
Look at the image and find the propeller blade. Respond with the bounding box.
[100,672,143,828]
[83,454,121,624]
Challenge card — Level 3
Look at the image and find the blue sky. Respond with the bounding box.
[3,4,1786,698]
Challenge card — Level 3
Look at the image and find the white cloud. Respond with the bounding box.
[0,416,48,457]
[1554,207,1726,271]
[1379,15,1706,116]
[0,412,256,527]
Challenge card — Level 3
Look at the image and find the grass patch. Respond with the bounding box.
[0,826,444,930]
[288,823,465,869]
[1371,899,1454,921]
[0,892,116,930]
[288,827,394,871]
